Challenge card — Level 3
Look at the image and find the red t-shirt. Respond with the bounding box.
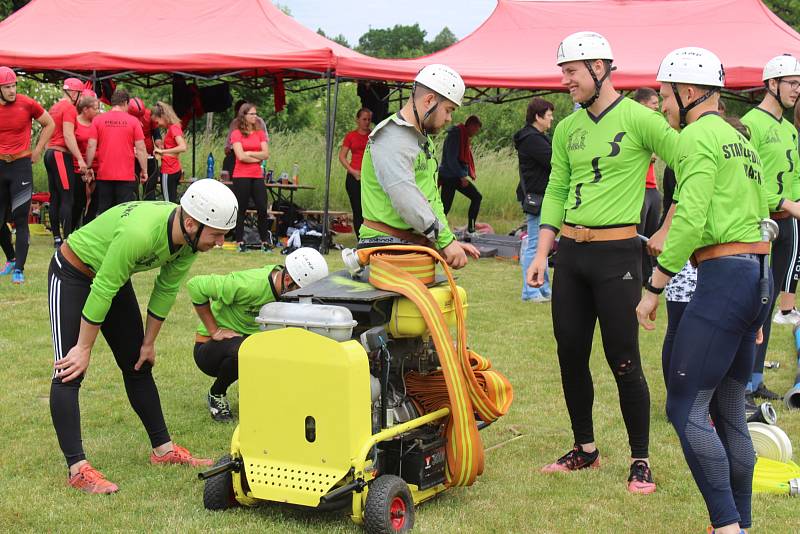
[47,98,78,149]
[231,129,268,178]
[645,162,657,189]
[160,124,183,174]
[342,130,369,172]
[0,94,45,154]
[91,110,145,181]
[73,119,98,173]
[138,108,157,154]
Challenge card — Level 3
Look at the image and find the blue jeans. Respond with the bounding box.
[521,212,551,300]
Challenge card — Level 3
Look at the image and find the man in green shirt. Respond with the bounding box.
[527,31,678,493]
[358,63,479,268]
[187,247,329,422]
[48,179,238,494]
[636,47,800,534]
[741,55,800,404]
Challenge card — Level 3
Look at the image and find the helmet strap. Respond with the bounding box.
[765,79,789,110]
[179,207,203,253]
[580,60,614,109]
[672,82,719,129]
[411,82,440,137]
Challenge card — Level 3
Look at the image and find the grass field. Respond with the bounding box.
[1,233,799,534]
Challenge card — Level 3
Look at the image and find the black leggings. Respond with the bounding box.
[753,216,799,376]
[194,337,246,396]
[345,173,363,238]
[551,235,651,458]
[44,149,85,240]
[96,180,137,215]
[48,250,170,467]
[139,158,161,201]
[158,172,182,204]
[440,176,482,232]
[231,178,270,243]
[0,158,31,271]
[662,300,689,388]
[638,187,662,283]
[0,217,13,262]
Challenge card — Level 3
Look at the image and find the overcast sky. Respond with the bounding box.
[279,0,497,48]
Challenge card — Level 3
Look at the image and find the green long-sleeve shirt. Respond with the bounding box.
[67,202,197,324]
[541,96,679,230]
[741,107,800,211]
[657,113,768,275]
[186,265,279,336]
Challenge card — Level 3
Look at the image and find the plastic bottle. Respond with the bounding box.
[206,153,215,179]
[291,162,299,185]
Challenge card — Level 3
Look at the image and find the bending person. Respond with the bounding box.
[187,248,329,422]
[48,180,238,494]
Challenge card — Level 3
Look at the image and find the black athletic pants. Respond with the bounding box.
[139,158,162,201]
[44,149,86,240]
[440,175,482,233]
[48,249,170,467]
[0,158,31,271]
[345,173,363,238]
[231,177,270,243]
[157,172,181,204]
[96,180,137,215]
[638,187,662,283]
[1,214,13,262]
[753,216,800,377]
[194,337,246,396]
[551,235,651,458]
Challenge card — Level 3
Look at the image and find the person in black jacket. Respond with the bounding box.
[439,115,482,234]
[514,97,555,302]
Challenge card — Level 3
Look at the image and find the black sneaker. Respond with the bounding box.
[207,392,233,423]
[753,382,781,401]
[541,445,600,473]
[745,392,757,413]
[627,460,656,494]
[237,242,247,253]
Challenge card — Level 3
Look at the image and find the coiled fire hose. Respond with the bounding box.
[355,246,514,487]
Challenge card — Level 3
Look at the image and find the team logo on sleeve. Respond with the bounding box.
[567,128,588,151]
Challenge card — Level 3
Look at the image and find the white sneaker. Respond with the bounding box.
[773,308,800,325]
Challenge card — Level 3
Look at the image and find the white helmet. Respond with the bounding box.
[763,54,800,81]
[415,64,465,106]
[556,31,614,65]
[656,47,725,87]
[285,247,329,288]
[180,179,238,230]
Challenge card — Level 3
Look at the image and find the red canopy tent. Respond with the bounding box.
[337,0,800,90]
[0,0,362,75]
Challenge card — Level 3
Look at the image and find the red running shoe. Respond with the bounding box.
[150,444,213,467]
[68,463,119,494]
[541,445,600,473]
[627,460,656,494]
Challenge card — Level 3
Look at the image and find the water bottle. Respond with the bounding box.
[291,162,299,185]
[261,160,267,178]
[206,153,215,179]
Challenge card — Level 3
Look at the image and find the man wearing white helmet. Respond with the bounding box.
[47,179,238,494]
[527,32,678,493]
[741,54,800,406]
[636,47,800,534]
[358,63,479,268]
[0,66,55,284]
[187,247,328,422]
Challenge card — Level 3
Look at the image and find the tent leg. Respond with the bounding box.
[321,72,339,255]
[192,114,197,178]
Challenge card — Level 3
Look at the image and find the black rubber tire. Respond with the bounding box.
[364,475,415,534]
[203,454,239,511]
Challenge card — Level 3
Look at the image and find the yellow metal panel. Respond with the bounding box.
[237,328,372,507]
[388,284,468,338]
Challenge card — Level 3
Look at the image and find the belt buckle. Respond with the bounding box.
[0,154,11,163]
[574,226,592,243]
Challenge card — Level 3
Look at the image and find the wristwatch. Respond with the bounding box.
[645,277,664,295]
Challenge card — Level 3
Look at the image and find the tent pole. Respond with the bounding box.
[321,74,340,255]
[192,114,197,178]
[321,70,333,254]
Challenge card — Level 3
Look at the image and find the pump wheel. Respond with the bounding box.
[203,454,239,510]
[364,475,415,534]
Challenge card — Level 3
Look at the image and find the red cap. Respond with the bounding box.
[0,66,17,86]
[63,77,84,92]
[127,97,145,117]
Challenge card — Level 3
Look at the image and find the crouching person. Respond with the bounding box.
[48,179,238,494]
[187,247,329,422]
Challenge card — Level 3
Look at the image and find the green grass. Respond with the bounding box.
[2,234,799,533]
